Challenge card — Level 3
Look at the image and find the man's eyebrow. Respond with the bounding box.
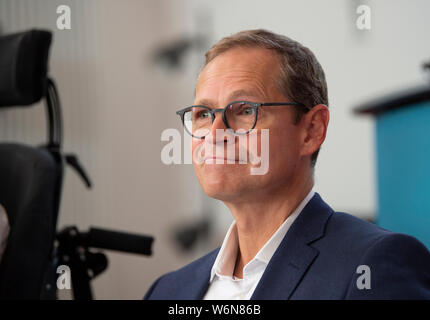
[228,89,258,102]
[194,98,214,107]
[194,89,258,108]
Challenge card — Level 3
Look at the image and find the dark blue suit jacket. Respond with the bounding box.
[144,193,430,299]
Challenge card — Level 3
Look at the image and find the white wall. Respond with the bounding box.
[1,0,429,299]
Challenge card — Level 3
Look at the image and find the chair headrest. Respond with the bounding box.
[0,29,52,107]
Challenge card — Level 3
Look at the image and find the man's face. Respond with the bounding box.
[192,47,305,202]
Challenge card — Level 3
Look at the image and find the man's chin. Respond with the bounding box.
[204,191,235,201]
[201,183,246,201]
[195,165,255,200]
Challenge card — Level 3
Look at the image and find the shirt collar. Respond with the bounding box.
[209,188,315,282]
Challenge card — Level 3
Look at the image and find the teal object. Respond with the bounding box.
[356,86,430,249]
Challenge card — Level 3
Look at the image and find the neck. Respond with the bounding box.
[224,170,314,279]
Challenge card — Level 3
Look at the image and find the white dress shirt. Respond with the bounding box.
[203,189,315,300]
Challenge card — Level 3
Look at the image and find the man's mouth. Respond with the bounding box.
[203,156,238,164]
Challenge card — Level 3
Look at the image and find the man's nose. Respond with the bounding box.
[206,111,233,144]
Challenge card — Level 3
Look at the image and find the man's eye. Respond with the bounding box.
[195,111,210,119]
[241,107,253,115]
[233,103,254,116]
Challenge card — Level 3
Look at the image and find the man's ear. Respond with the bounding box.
[300,104,329,157]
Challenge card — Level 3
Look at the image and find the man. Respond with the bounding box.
[145,29,430,299]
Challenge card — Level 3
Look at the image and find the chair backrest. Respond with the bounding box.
[0,29,61,299]
[0,143,63,299]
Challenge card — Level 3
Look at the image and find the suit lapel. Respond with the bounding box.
[250,193,333,300]
[178,248,220,299]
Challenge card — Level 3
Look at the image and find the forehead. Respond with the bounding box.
[195,47,281,102]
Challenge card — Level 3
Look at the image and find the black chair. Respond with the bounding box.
[0,29,63,299]
[0,29,153,299]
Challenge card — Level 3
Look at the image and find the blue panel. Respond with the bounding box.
[376,101,430,249]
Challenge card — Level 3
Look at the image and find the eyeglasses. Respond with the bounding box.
[176,100,310,139]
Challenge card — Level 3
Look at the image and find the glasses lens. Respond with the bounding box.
[225,102,256,133]
[183,106,212,138]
